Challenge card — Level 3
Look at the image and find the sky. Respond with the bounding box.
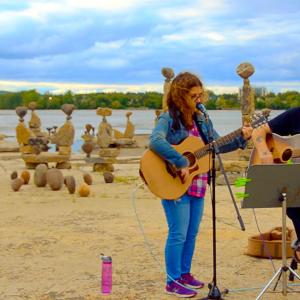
[0,0,300,94]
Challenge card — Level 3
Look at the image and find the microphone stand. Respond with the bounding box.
[197,109,244,299]
[199,140,227,300]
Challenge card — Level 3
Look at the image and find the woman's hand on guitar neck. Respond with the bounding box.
[260,151,274,164]
[241,123,253,140]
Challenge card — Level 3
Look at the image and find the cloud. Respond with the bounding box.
[64,0,142,12]
[93,40,125,50]
[0,0,299,93]
[86,58,129,69]
[202,32,225,42]
[158,0,227,21]
[0,79,163,94]
[2,78,300,95]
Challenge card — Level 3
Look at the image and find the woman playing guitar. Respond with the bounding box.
[149,72,252,298]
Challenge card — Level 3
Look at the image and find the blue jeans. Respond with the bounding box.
[287,207,300,240]
[162,194,204,283]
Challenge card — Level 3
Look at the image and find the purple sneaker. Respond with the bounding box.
[181,273,205,289]
[165,280,197,298]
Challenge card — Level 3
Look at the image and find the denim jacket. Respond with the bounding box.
[149,111,247,169]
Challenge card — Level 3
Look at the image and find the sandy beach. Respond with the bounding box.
[0,141,300,300]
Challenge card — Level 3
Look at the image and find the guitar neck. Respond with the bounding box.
[195,128,242,158]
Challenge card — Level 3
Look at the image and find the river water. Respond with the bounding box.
[0,109,284,152]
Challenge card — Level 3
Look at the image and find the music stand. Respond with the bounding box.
[242,164,300,299]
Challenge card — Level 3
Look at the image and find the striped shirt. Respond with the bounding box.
[186,122,208,198]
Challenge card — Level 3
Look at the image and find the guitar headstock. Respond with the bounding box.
[250,112,268,129]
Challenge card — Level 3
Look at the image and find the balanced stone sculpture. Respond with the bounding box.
[96,107,114,148]
[161,67,174,111]
[113,111,137,147]
[16,104,75,169]
[83,107,120,172]
[28,102,42,134]
[236,62,255,124]
[15,106,36,154]
[81,124,96,144]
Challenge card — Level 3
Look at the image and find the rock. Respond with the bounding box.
[85,124,94,133]
[34,164,48,187]
[82,141,94,157]
[20,170,30,184]
[98,148,120,157]
[28,101,37,110]
[78,183,90,197]
[46,168,64,191]
[236,62,255,79]
[0,140,19,152]
[61,104,75,117]
[64,175,76,194]
[161,67,175,80]
[10,171,18,180]
[103,171,114,183]
[96,107,112,117]
[83,173,92,185]
[11,178,24,191]
[51,121,75,147]
[56,161,72,169]
[15,106,28,120]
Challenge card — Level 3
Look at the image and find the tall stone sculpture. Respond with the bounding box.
[50,104,75,155]
[236,62,255,124]
[113,111,137,147]
[96,107,114,148]
[81,107,120,172]
[161,67,175,111]
[15,106,35,154]
[28,102,49,150]
[123,112,135,139]
[28,102,42,135]
[236,62,256,155]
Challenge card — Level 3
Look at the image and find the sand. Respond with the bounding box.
[0,145,300,300]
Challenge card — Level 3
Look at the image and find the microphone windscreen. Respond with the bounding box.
[196,103,207,114]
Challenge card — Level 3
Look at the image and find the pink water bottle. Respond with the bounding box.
[101,254,112,295]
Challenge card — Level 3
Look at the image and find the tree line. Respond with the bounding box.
[0,89,299,110]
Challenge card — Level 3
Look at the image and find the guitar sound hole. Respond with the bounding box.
[183,152,195,166]
[282,149,292,162]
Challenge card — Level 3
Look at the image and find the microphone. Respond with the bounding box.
[196,103,209,120]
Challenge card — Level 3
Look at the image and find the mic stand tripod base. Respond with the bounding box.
[256,191,300,299]
[198,283,229,300]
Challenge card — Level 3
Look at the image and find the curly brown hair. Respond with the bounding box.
[167,72,203,129]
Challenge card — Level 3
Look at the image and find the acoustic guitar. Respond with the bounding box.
[139,113,266,200]
[249,133,300,166]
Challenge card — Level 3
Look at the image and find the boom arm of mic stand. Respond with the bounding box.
[216,152,245,231]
